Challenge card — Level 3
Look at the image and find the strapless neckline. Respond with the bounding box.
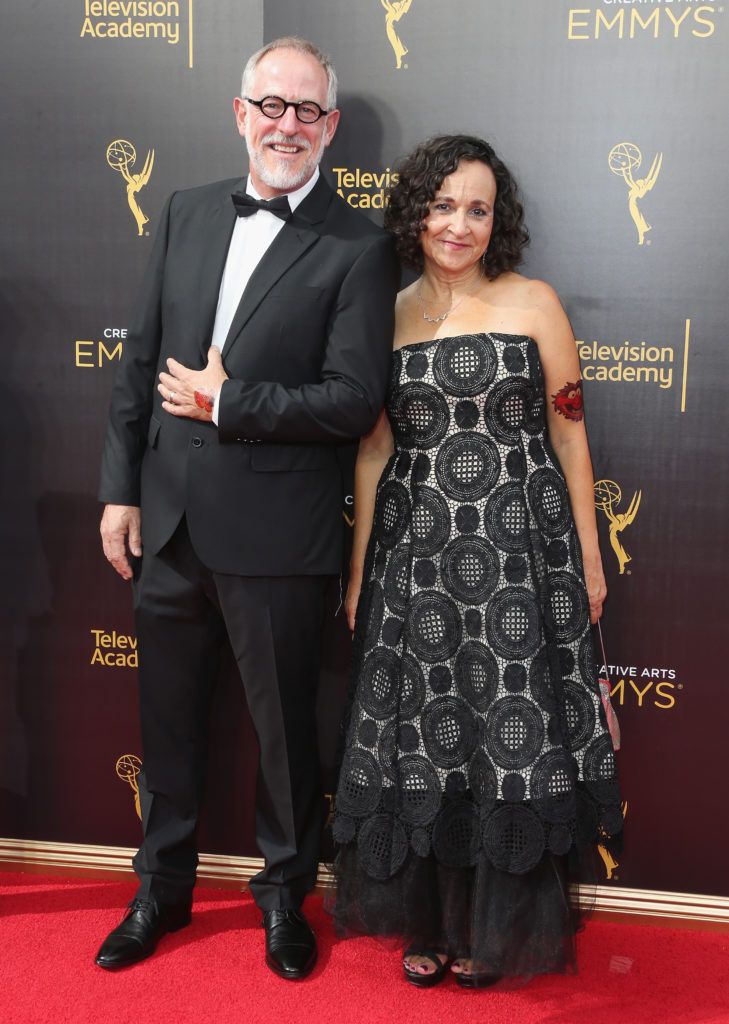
[393,331,537,354]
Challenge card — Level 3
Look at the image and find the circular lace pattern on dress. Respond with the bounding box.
[377,720,398,780]
[528,437,546,465]
[486,695,546,770]
[405,590,462,663]
[528,647,556,711]
[431,800,480,867]
[583,734,619,803]
[569,528,584,575]
[506,448,527,479]
[412,453,431,483]
[383,546,410,617]
[432,333,498,397]
[454,641,499,712]
[502,772,526,802]
[563,679,595,751]
[504,663,527,692]
[435,432,501,502]
[374,480,411,549]
[357,813,408,880]
[503,345,526,373]
[481,804,546,874]
[545,572,589,643]
[464,608,482,637]
[530,749,576,823]
[400,653,426,719]
[394,451,411,479]
[578,632,598,687]
[421,695,478,768]
[390,382,451,450]
[548,824,573,855]
[397,754,442,826]
[547,539,568,569]
[357,718,377,748]
[411,486,451,557]
[429,664,453,694]
[454,400,479,429]
[363,581,384,651]
[468,749,498,810]
[405,350,428,379]
[484,586,541,660]
[359,647,401,720]
[483,377,533,445]
[454,504,480,533]
[529,529,547,590]
[337,749,383,817]
[440,536,500,605]
[559,646,575,675]
[382,617,403,646]
[332,814,356,843]
[527,468,571,538]
[484,483,531,554]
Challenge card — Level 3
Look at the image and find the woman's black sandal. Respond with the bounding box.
[402,949,450,988]
[453,965,501,989]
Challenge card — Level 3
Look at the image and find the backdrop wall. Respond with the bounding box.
[2,0,728,900]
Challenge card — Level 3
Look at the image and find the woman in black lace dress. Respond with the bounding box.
[331,135,622,988]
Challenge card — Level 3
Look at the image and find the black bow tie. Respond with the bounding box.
[231,192,291,220]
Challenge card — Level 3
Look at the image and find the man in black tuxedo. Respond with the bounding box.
[95,37,398,978]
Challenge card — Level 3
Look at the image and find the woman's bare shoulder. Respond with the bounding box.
[494,272,562,313]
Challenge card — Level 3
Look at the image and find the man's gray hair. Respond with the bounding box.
[241,37,338,111]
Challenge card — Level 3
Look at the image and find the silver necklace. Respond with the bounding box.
[416,275,483,323]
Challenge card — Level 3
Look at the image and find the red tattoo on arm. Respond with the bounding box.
[551,380,584,421]
[194,390,214,414]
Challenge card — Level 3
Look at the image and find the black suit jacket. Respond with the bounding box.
[99,175,399,575]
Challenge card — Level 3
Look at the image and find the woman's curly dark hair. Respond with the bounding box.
[384,134,529,279]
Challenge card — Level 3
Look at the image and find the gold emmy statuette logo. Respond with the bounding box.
[594,480,641,576]
[116,754,143,821]
[609,142,662,245]
[381,0,413,69]
[598,801,628,881]
[106,139,155,236]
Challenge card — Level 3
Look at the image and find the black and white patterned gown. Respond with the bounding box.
[331,333,622,977]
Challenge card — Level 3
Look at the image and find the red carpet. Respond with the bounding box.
[1,872,727,1024]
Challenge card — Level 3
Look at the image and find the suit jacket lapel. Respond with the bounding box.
[195,180,241,361]
[221,175,334,359]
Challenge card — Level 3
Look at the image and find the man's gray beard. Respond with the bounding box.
[246,130,326,191]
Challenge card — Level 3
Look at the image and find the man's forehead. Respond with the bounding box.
[253,48,328,100]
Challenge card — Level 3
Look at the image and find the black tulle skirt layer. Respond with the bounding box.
[329,844,589,979]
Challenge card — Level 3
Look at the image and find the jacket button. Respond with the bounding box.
[192,437,203,448]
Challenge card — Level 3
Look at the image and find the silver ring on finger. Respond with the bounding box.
[169,390,176,403]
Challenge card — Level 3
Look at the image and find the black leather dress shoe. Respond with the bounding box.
[262,909,317,980]
[94,897,191,970]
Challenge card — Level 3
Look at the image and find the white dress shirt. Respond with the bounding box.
[210,168,320,424]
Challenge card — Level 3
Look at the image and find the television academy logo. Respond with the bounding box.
[116,754,143,820]
[381,0,412,68]
[609,142,662,245]
[80,1,195,68]
[106,138,154,236]
[594,480,641,575]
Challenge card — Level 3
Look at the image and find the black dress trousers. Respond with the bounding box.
[131,517,329,910]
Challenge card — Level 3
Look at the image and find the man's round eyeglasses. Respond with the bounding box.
[245,96,329,124]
